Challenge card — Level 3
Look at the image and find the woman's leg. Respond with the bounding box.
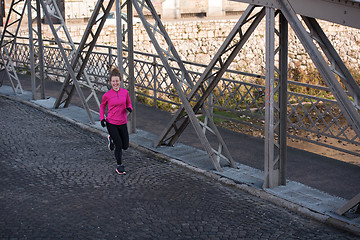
[118,123,129,150]
[106,123,123,165]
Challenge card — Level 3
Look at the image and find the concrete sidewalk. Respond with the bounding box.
[1,84,359,235]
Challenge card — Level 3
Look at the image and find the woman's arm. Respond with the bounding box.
[126,91,133,112]
[99,94,108,121]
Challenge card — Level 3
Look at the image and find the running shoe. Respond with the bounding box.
[108,135,115,151]
[116,165,126,175]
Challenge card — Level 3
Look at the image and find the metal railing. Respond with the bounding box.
[7,37,360,157]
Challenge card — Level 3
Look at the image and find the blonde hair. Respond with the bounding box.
[109,67,121,81]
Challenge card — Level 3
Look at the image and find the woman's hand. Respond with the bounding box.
[101,119,106,128]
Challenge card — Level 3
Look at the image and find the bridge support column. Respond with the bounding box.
[264,8,288,188]
[27,0,45,100]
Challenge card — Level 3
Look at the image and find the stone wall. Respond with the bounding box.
[19,18,360,75]
[130,19,360,75]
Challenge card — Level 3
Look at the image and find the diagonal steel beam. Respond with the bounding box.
[277,0,360,139]
[42,0,102,114]
[156,6,265,148]
[52,0,115,123]
[0,0,26,94]
[54,0,115,108]
[56,0,115,109]
[132,0,239,171]
[0,45,22,93]
[133,0,194,88]
[0,0,26,53]
[336,192,360,215]
[39,0,97,123]
[301,16,360,110]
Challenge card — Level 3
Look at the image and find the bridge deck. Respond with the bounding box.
[1,75,359,233]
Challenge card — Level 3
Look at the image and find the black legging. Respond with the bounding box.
[106,122,129,165]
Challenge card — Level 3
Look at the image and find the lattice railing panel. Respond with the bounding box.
[42,47,70,77]
[86,53,110,77]
[212,79,266,118]
[288,92,360,144]
[11,43,29,65]
[134,61,155,87]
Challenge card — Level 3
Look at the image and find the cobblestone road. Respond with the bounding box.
[0,96,358,239]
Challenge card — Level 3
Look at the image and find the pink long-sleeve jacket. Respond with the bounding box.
[99,88,133,125]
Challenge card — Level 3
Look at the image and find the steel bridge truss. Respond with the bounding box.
[0,0,103,113]
[131,0,360,184]
[277,0,360,140]
[0,0,134,127]
[50,0,116,124]
[274,0,360,211]
[132,0,241,171]
[40,0,103,115]
[51,0,134,126]
[0,0,132,124]
[0,0,26,95]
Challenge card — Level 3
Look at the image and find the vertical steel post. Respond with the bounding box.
[28,0,45,99]
[264,9,287,188]
[264,7,278,188]
[207,70,213,118]
[153,56,157,108]
[116,0,123,77]
[27,0,36,100]
[36,0,45,99]
[0,0,4,26]
[109,47,113,69]
[279,12,288,185]
[127,0,136,133]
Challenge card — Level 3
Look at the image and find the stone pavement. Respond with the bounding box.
[0,90,359,240]
[0,81,359,238]
[7,75,360,200]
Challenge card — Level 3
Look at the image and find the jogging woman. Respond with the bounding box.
[100,67,133,174]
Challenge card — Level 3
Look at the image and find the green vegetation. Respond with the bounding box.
[288,67,360,100]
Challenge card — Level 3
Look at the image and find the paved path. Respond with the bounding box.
[1,94,359,238]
